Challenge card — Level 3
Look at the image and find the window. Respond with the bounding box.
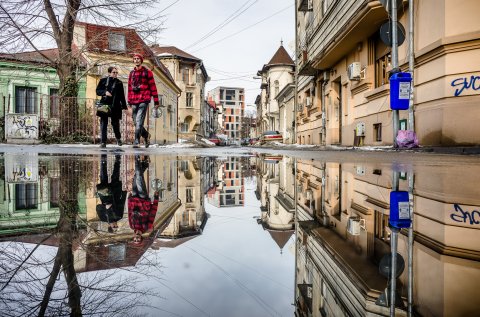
[15,183,37,210]
[186,188,193,203]
[375,36,392,87]
[186,93,193,107]
[179,161,189,172]
[182,68,190,83]
[15,86,37,114]
[49,88,59,118]
[108,33,126,51]
[181,122,189,132]
[274,80,279,97]
[374,123,382,141]
[375,210,390,243]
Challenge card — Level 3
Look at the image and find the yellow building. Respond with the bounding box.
[73,22,181,144]
[296,0,480,146]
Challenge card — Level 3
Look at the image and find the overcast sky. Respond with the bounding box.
[158,0,295,105]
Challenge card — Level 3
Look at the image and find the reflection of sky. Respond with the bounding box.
[140,177,295,317]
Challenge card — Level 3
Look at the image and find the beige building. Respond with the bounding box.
[256,44,295,140]
[151,46,209,140]
[296,0,480,146]
[294,158,480,316]
[73,22,181,144]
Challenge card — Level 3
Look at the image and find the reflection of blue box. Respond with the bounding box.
[390,72,412,110]
[390,191,411,228]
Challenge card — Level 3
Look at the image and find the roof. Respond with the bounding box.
[150,45,201,61]
[75,22,177,87]
[0,47,87,67]
[258,44,295,74]
[151,45,208,80]
[267,45,294,66]
[207,100,217,110]
[268,229,295,251]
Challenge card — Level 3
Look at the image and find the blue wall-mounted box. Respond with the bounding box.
[390,191,411,228]
[390,72,412,110]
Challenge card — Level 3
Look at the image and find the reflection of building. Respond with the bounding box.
[159,158,207,240]
[207,87,245,145]
[0,154,87,236]
[294,159,480,317]
[256,155,295,253]
[207,158,244,207]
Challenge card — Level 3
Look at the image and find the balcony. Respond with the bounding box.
[303,0,388,70]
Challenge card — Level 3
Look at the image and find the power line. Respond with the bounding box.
[192,4,293,53]
[185,0,259,50]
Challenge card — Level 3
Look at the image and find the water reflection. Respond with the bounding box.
[0,152,479,316]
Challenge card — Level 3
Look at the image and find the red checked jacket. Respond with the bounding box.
[128,196,159,233]
[127,66,159,105]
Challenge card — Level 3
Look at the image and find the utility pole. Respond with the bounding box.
[391,0,400,147]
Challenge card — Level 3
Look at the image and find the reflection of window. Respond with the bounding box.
[274,80,279,97]
[374,123,382,141]
[186,188,193,203]
[49,88,59,118]
[375,210,390,244]
[15,183,37,210]
[108,33,126,51]
[15,86,37,114]
[50,178,60,208]
[179,161,189,172]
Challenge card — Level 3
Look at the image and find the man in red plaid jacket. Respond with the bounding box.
[128,155,159,244]
[127,53,160,148]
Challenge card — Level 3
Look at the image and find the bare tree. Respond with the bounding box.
[0,0,165,134]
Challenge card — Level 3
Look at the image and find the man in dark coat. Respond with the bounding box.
[96,66,127,148]
[96,155,127,232]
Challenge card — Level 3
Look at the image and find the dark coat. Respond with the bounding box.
[96,179,127,223]
[96,77,127,120]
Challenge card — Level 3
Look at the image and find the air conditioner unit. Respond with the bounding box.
[305,97,312,107]
[355,165,365,176]
[356,122,366,136]
[347,217,365,236]
[348,62,362,81]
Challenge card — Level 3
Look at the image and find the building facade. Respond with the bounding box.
[207,87,245,145]
[256,44,295,139]
[73,22,181,144]
[296,0,480,146]
[151,45,209,141]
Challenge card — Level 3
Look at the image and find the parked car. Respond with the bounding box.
[260,131,283,144]
[241,138,250,145]
[249,138,259,145]
[208,135,226,146]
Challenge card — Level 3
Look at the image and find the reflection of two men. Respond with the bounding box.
[96,154,127,233]
[128,155,159,244]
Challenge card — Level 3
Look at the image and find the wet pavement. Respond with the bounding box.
[0,148,479,316]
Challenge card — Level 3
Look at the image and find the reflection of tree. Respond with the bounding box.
[0,157,161,317]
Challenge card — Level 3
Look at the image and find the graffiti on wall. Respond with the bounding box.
[451,75,480,97]
[450,204,480,225]
[5,114,38,139]
[4,153,38,182]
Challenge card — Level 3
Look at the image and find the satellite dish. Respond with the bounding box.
[380,21,406,47]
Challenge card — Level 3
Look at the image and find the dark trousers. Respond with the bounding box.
[131,155,148,199]
[100,116,121,144]
[131,102,149,144]
[100,154,121,185]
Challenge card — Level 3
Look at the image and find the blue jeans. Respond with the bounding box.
[131,102,149,144]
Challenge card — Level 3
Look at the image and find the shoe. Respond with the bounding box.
[144,133,150,148]
[117,139,123,146]
[133,140,139,148]
[100,143,106,148]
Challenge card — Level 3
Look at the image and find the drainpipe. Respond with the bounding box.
[321,79,327,146]
[391,0,400,147]
[390,170,400,317]
[408,172,415,317]
[408,0,415,131]
[294,1,298,145]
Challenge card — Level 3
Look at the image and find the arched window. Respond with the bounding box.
[274,80,279,97]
